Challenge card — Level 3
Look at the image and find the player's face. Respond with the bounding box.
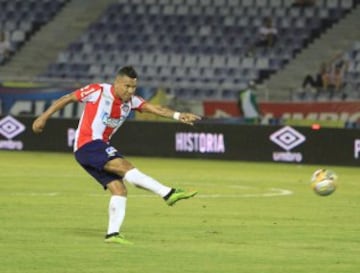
[114,75,137,102]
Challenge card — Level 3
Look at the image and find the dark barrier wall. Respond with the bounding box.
[1,116,359,166]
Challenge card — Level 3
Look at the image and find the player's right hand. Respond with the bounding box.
[32,117,47,134]
[179,113,202,126]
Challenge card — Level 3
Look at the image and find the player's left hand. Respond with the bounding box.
[179,113,202,125]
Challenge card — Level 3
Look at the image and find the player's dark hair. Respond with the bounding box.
[117,66,137,79]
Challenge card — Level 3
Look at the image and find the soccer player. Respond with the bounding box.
[32,66,201,244]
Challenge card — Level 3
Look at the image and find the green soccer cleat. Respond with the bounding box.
[166,188,198,206]
[104,233,134,245]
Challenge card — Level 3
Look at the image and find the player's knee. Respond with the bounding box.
[107,180,127,196]
[115,187,127,196]
[113,167,126,177]
[104,159,134,176]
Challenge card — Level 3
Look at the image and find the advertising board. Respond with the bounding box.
[1,116,358,166]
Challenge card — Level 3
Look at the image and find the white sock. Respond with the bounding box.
[107,195,126,235]
[124,168,172,197]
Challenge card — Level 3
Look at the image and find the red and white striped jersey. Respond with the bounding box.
[73,83,145,151]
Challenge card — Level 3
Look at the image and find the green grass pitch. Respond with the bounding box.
[0,150,359,273]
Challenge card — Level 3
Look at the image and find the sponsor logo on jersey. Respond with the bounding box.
[101,112,124,128]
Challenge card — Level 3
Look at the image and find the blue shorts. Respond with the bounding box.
[74,140,123,189]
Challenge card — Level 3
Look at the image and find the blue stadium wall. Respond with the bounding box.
[0,116,359,167]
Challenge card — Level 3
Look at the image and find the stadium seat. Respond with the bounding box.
[0,0,69,65]
[40,0,358,100]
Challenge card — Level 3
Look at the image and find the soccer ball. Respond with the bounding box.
[310,169,338,196]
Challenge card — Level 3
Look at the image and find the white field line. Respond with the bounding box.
[197,188,293,198]
[2,187,293,198]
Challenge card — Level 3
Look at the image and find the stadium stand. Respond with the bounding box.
[0,0,69,64]
[345,41,360,96]
[0,0,117,79]
[265,1,360,101]
[0,0,359,102]
[291,40,360,101]
[39,0,358,101]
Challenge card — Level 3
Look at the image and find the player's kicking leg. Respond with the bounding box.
[163,188,198,206]
[122,168,198,206]
[104,158,198,205]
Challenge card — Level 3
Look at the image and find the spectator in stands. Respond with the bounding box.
[0,31,11,65]
[299,52,349,100]
[301,62,328,97]
[322,52,349,99]
[292,0,316,7]
[237,81,262,124]
[247,17,278,57]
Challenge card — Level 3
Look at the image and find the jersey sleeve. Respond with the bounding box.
[74,83,102,103]
[131,95,146,111]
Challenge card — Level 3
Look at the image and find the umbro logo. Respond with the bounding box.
[0,115,26,139]
[270,126,305,151]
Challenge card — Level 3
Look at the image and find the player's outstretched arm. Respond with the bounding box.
[141,102,201,125]
[32,93,78,134]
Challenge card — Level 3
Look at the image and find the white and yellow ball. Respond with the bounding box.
[310,169,338,196]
